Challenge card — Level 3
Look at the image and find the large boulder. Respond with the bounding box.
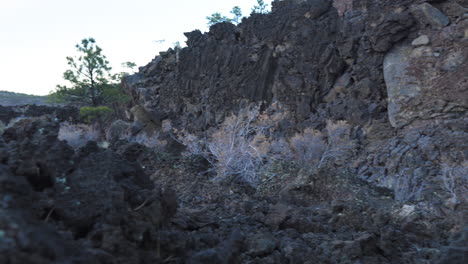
[383,18,467,128]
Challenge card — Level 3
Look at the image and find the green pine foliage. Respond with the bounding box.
[50,38,129,107]
[206,12,232,26]
[79,106,114,124]
[231,6,243,24]
[206,1,270,27]
[252,0,269,14]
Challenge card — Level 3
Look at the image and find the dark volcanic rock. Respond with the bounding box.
[0,104,79,125]
[0,117,178,263]
[118,0,467,262]
[1,0,467,263]
[126,0,405,130]
[1,117,75,191]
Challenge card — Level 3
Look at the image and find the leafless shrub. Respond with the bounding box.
[441,164,468,204]
[58,121,99,149]
[269,137,292,160]
[175,104,357,188]
[105,120,131,142]
[289,128,327,166]
[288,120,356,169]
[333,0,353,17]
[176,105,271,186]
[105,119,167,150]
[392,173,425,202]
[129,131,167,150]
[318,120,356,168]
[161,119,173,133]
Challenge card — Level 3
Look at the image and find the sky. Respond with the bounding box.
[0,0,271,95]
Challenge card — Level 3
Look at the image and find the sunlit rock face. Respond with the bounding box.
[384,3,467,128]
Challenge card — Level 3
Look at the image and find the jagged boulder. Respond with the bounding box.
[384,16,467,128]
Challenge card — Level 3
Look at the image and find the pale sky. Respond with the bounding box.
[0,0,271,95]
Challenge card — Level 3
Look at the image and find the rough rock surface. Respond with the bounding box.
[0,117,177,263]
[384,17,467,128]
[126,0,414,130]
[0,104,79,125]
[1,115,465,263]
[125,0,466,132]
[2,0,468,263]
[119,0,467,262]
[125,0,467,203]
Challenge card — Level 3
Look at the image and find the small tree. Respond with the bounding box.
[51,38,130,132]
[252,0,269,14]
[230,6,243,24]
[51,38,130,107]
[206,12,232,26]
[121,61,137,70]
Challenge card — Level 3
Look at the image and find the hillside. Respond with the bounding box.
[0,0,467,263]
[0,90,51,106]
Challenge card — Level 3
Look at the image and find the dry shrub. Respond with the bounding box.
[106,120,131,142]
[105,119,167,150]
[58,122,99,149]
[319,120,356,168]
[176,105,270,186]
[129,131,167,150]
[176,103,357,188]
[289,128,326,166]
[392,174,425,202]
[288,120,356,169]
[333,0,353,17]
[441,164,468,204]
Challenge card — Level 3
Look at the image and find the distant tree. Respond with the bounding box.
[207,1,269,27]
[230,6,243,24]
[50,38,130,129]
[121,61,137,70]
[51,38,128,107]
[206,12,232,26]
[173,41,182,49]
[252,0,269,14]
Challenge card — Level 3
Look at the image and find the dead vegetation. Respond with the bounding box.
[174,103,357,187]
[58,122,100,149]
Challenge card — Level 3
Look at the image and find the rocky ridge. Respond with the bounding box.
[125,0,467,213]
[0,0,467,263]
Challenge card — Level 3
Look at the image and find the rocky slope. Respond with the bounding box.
[0,104,78,126]
[125,0,467,215]
[126,0,466,131]
[1,116,465,263]
[1,0,467,263]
